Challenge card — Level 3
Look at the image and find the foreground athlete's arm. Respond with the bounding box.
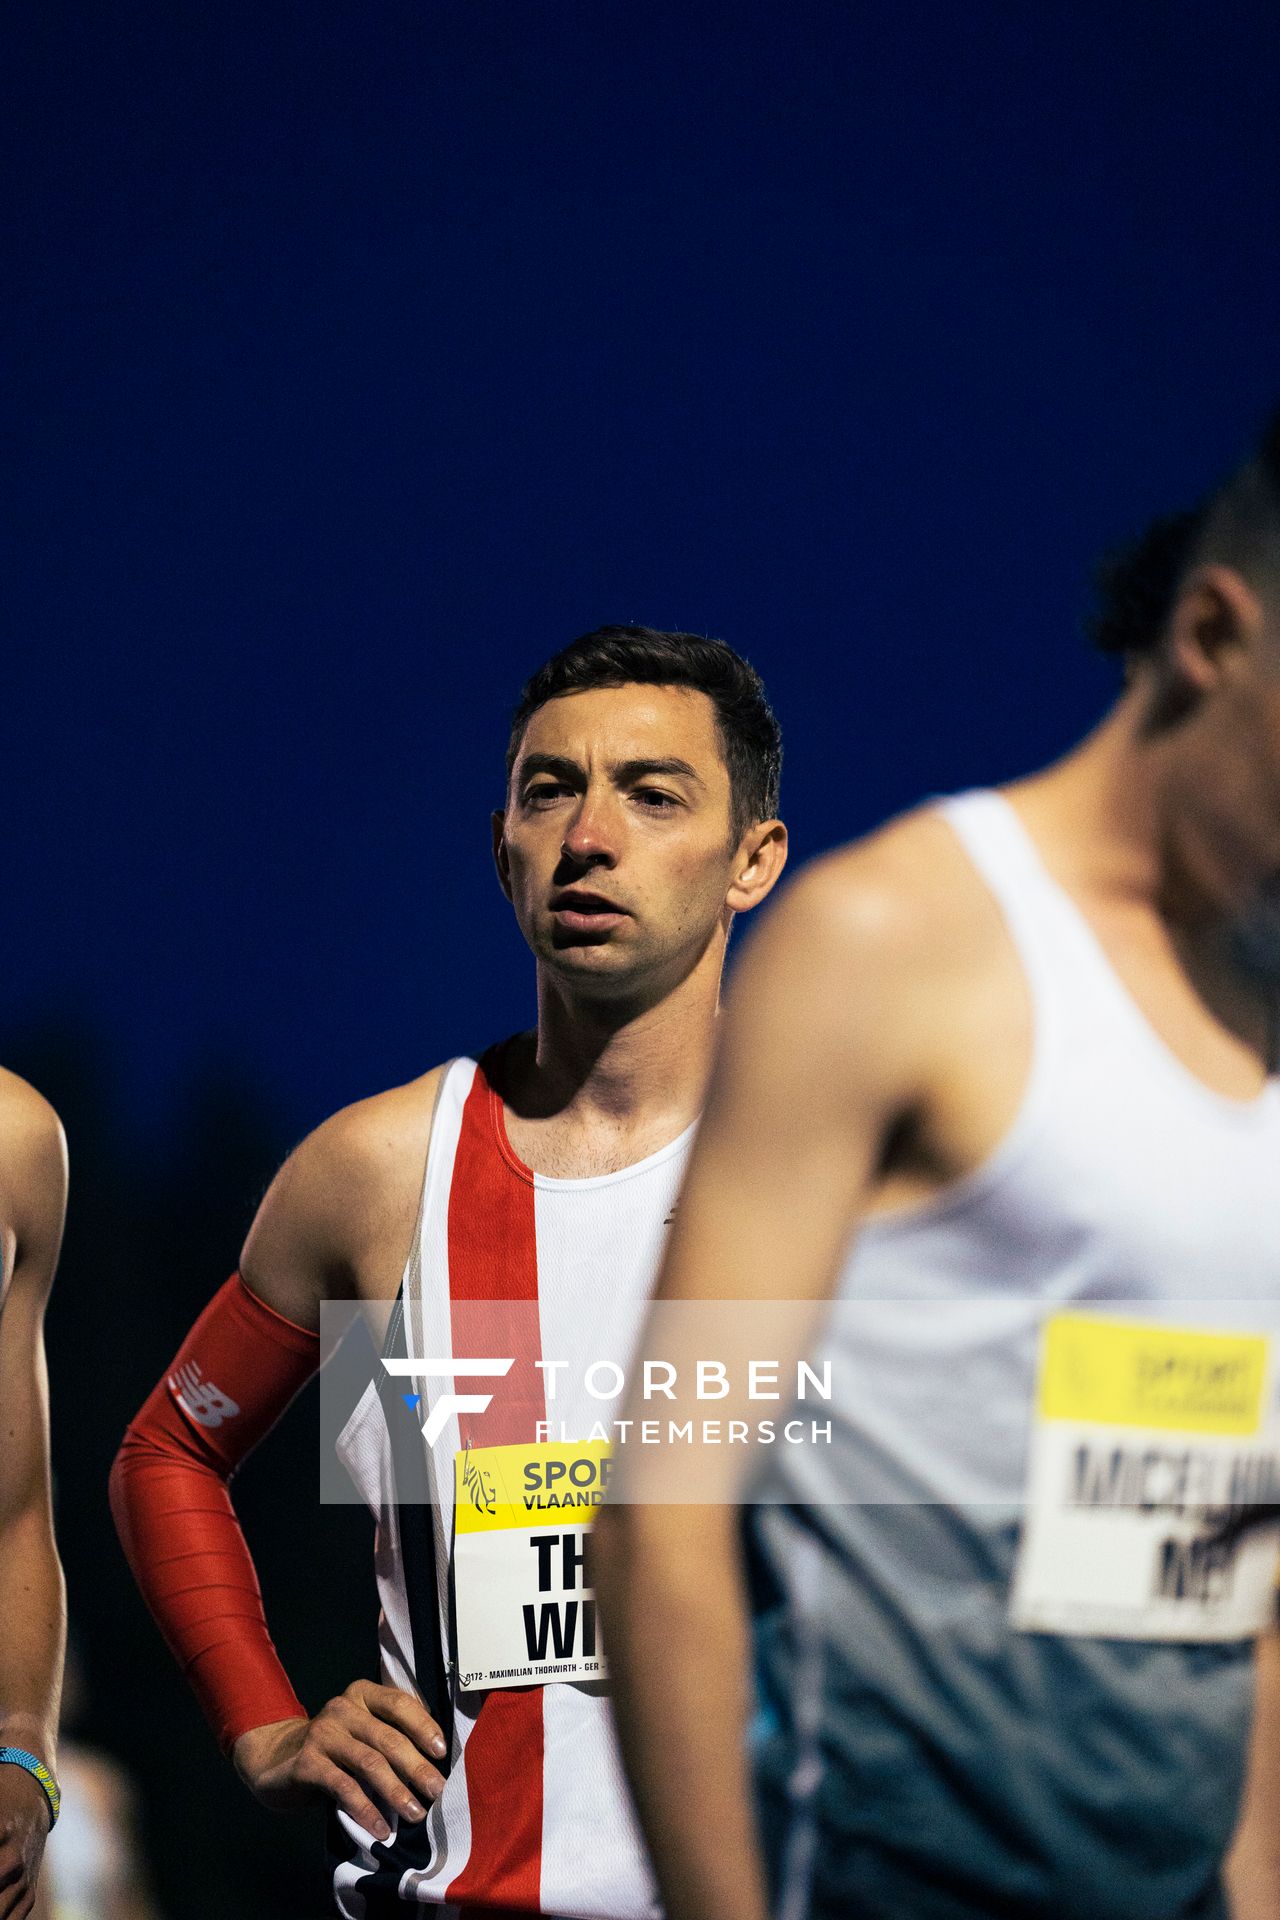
[594,838,956,1920]
[0,1075,68,1920]
[1226,1626,1280,1918]
[110,1076,449,1842]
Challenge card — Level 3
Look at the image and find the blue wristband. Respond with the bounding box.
[0,1747,60,1827]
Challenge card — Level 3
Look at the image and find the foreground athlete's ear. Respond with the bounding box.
[492,809,514,903]
[726,818,788,916]
[1165,564,1264,699]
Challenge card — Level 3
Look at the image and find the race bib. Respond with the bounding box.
[453,1440,612,1690]
[1010,1313,1280,1642]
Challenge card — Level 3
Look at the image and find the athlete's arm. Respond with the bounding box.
[111,1074,450,1842]
[0,1075,68,1920]
[1226,1625,1280,1918]
[593,840,951,1920]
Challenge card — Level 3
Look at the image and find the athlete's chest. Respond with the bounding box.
[1078,899,1274,1101]
[422,1157,686,1320]
[502,1110,698,1181]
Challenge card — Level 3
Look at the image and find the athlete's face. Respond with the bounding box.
[496,683,783,999]
[1163,567,1280,915]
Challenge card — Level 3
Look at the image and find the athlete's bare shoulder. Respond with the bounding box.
[767,803,1011,993]
[0,1068,66,1172]
[726,801,1025,1155]
[241,1065,448,1325]
[0,1068,68,1288]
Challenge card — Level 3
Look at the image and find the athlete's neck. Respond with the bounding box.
[498,947,722,1176]
[1011,684,1271,931]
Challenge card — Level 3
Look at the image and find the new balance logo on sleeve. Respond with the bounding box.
[169,1361,241,1429]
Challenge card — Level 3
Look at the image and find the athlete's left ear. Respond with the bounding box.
[1165,564,1265,697]
[726,819,788,916]
[492,810,514,903]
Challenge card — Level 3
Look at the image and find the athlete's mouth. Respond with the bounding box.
[551,889,626,913]
[549,889,629,935]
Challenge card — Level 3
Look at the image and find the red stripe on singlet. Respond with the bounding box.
[445,1064,546,1914]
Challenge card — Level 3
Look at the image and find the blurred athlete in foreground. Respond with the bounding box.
[110,627,786,1917]
[0,1072,68,1920]
[595,415,1280,1920]
[33,1633,161,1920]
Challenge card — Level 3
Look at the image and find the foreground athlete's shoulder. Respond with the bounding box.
[0,1068,68,1254]
[730,809,1007,1108]
[241,1068,447,1300]
[767,806,994,975]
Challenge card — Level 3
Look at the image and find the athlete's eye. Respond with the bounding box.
[632,789,679,810]
[524,782,573,807]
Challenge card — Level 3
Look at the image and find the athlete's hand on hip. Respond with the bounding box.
[232,1681,448,1840]
[0,1763,52,1919]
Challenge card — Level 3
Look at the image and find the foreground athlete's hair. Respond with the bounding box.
[507,625,783,839]
[1089,407,1280,660]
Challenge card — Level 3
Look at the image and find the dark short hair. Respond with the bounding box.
[1089,407,1280,659]
[506,625,782,837]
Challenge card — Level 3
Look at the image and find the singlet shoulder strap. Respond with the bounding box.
[936,787,1167,1070]
[399,1057,476,1367]
[935,789,1055,917]
[400,1059,468,1303]
[932,787,1104,1080]
[934,789,1075,992]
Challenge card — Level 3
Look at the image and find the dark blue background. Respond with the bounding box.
[5,6,1279,1914]
[9,0,1278,1142]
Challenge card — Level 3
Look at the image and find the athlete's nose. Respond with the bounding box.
[560,788,620,868]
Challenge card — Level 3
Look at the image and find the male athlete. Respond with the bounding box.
[595,415,1280,1920]
[0,1070,68,1920]
[110,626,786,1917]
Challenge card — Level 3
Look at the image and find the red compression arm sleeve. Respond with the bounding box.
[109,1274,320,1754]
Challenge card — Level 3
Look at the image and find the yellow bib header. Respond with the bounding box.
[1038,1314,1268,1437]
[454,1440,613,1534]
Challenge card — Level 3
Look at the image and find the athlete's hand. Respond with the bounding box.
[232,1682,448,1840]
[0,1763,52,1919]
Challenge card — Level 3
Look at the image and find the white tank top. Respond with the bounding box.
[771,787,1280,1518]
[334,1050,692,1918]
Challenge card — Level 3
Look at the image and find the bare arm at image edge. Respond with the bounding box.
[0,1079,69,1918]
[1226,1624,1280,1919]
